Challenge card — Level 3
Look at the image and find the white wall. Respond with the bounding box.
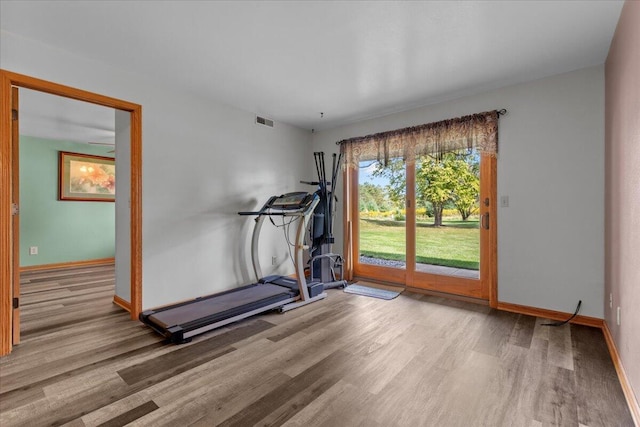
[114,110,131,301]
[2,29,606,318]
[1,31,312,309]
[312,66,605,318]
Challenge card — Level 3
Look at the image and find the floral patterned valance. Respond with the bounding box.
[338,110,500,169]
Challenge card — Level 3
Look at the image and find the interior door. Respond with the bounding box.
[11,86,20,345]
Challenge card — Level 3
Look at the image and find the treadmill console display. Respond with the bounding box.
[237,191,317,217]
[269,192,313,210]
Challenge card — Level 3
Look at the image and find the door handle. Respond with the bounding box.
[482,212,490,230]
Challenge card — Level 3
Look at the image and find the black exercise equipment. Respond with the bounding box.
[302,152,347,289]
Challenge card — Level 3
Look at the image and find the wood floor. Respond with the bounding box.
[0,265,634,427]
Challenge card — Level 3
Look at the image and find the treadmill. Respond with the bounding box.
[139,192,326,343]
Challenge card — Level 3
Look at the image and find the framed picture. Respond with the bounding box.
[59,151,116,202]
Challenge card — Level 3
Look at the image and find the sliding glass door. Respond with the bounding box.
[349,150,496,300]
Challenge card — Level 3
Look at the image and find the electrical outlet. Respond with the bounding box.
[609,293,613,309]
[272,256,277,266]
[500,196,509,207]
[29,246,38,255]
[617,307,621,326]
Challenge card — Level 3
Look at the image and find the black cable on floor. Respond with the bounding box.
[542,300,582,327]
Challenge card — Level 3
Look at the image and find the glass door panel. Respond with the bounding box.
[357,158,406,270]
[414,149,480,280]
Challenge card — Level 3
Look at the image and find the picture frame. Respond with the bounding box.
[58,151,116,202]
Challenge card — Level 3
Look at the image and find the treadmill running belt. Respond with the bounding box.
[146,283,292,329]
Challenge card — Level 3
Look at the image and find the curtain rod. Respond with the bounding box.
[335,108,508,145]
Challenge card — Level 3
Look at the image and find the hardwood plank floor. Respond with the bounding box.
[0,265,634,426]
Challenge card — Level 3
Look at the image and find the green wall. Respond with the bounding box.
[20,136,115,267]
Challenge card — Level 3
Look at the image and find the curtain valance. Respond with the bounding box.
[338,110,500,169]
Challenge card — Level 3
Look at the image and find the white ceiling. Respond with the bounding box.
[18,89,115,145]
[1,0,624,142]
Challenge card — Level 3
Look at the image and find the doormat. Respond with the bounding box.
[343,283,403,300]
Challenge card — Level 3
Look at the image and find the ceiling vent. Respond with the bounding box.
[256,116,274,128]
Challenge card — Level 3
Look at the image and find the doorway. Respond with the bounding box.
[0,69,142,356]
[346,149,497,303]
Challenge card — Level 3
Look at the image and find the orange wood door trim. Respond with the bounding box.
[0,69,142,356]
[11,86,20,345]
[1,71,14,356]
[405,160,416,288]
[482,155,498,307]
[343,166,355,282]
[413,271,484,298]
[113,295,132,312]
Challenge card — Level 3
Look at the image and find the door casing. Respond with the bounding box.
[343,155,497,305]
[0,69,143,356]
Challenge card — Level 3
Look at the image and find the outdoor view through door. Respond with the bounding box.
[359,149,481,279]
[342,110,500,302]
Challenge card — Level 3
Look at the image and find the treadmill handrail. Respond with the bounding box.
[238,211,305,217]
[238,195,278,216]
[249,195,319,283]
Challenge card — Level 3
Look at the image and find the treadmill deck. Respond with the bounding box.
[146,283,293,329]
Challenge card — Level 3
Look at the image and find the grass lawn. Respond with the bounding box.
[359,218,480,269]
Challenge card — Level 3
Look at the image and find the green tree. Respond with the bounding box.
[416,155,456,226]
[372,151,480,226]
[371,159,406,210]
[358,182,391,212]
[450,154,480,220]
